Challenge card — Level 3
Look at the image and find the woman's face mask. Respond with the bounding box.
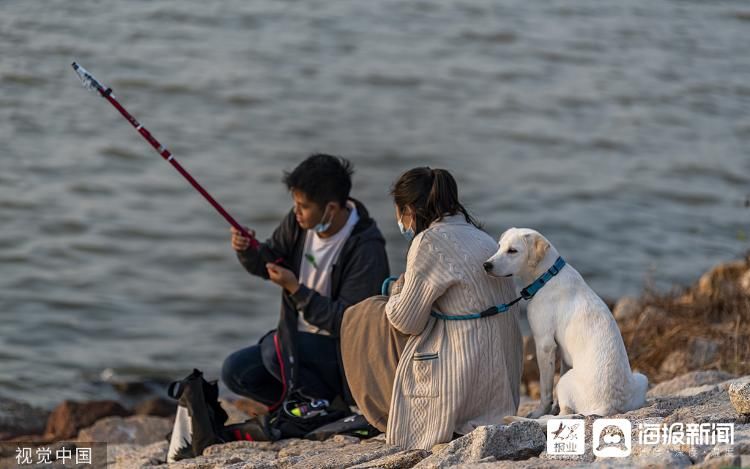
[397,208,415,242]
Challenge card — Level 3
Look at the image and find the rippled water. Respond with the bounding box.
[1,0,748,408]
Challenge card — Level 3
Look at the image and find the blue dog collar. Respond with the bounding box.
[431,257,566,321]
[520,256,566,300]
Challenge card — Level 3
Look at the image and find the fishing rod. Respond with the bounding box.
[71,62,266,253]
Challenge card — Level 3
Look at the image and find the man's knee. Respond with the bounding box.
[221,348,246,392]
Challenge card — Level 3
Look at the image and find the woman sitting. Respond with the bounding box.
[341,167,523,450]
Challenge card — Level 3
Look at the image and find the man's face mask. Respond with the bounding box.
[314,205,333,234]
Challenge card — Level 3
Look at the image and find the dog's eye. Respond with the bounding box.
[507,248,518,254]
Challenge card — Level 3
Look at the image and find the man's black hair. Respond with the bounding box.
[282,154,354,207]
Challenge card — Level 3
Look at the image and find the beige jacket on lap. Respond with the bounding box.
[385,215,524,449]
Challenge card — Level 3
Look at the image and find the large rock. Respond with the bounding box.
[600,451,691,468]
[729,382,750,415]
[740,270,750,295]
[70,372,750,468]
[284,443,403,468]
[658,338,720,377]
[134,397,176,418]
[612,296,641,321]
[166,446,278,469]
[700,423,750,463]
[107,440,169,468]
[277,435,402,468]
[662,387,746,426]
[695,454,750,469]
[610,383,750,465]
[659,350,692,377]
[415,422,545,468]
[107,377,174,411]
[77,415,172,445]
[718,375,750,391]
[648,370,736,398]
[111,441,282,468]
[449,460,577,468]
[694,259,749,298]
[0,398,49,440]
[202,440,292,455]
[44,400,132,440]
[161,437,400,469]
[277,434,362,459]
[349,449,430,468]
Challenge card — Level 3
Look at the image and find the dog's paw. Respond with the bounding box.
[550,402,560,416]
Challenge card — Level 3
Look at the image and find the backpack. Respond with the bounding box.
[166,369,228,462]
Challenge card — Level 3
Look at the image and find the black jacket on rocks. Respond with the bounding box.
[236,198,389,404]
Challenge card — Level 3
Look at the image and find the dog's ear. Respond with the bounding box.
[527,233,550,269]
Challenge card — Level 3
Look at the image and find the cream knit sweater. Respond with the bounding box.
[385,215,524,449]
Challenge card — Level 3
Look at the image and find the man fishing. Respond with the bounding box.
[221,154,389,412]
[71,64,388,417]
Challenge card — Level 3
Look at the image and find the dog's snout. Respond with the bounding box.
[483,261,493,272]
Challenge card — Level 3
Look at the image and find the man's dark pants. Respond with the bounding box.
[221,332,343,406]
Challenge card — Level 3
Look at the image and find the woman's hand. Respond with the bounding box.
[266,263,300,294]
[390,274,405,296]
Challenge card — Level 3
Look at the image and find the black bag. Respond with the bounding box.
[223,391,356,442]
[304,413,381,441]
[166,369,228,462]
[275,392,352,438]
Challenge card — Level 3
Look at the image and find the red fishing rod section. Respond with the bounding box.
[71,62,261,250]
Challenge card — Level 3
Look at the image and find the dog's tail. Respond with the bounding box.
[625,372,648,411]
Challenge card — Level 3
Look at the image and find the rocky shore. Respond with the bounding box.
[2,256,749,468]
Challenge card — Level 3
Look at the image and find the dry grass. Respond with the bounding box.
[619,255,750,383]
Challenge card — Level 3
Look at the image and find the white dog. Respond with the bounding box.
[483,228,648,419]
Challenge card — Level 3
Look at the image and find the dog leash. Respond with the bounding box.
[430,257,566,321]
[381,276,399,295]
